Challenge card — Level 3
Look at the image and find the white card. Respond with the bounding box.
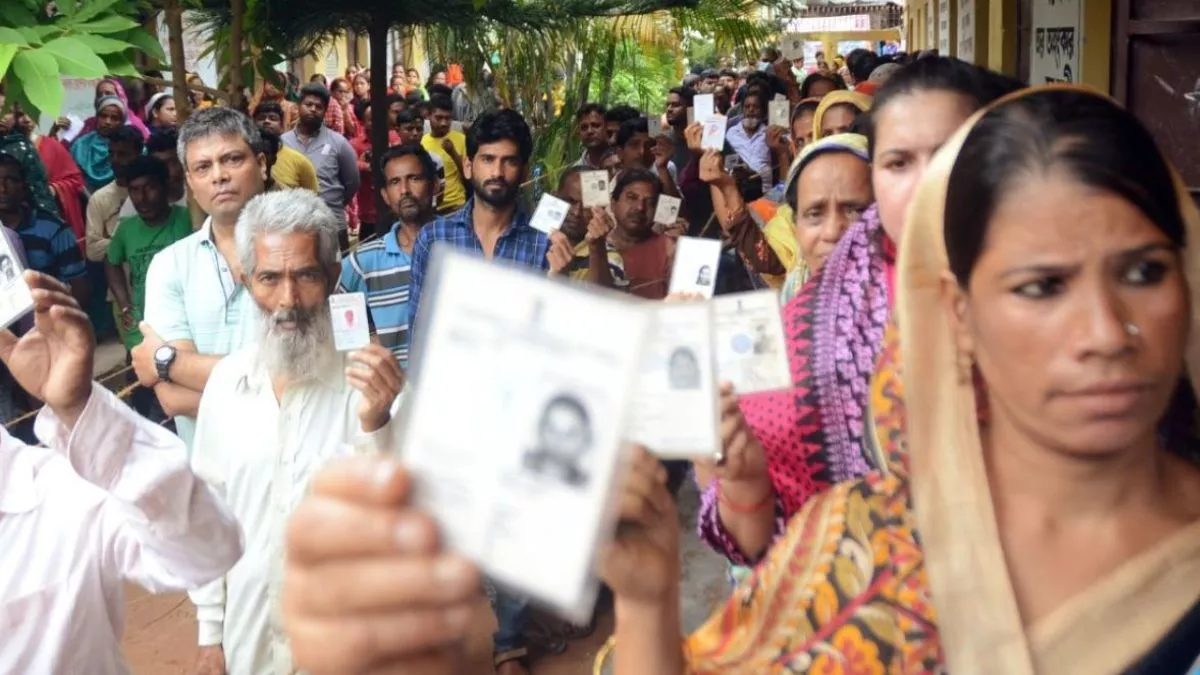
[529,194,571,234]
[701,115,727,152]
[668,236,722,299]
[694,94,715,123]
[769,100,790,128]
[781,33,805,61]
[423,119,432,135]
[774,93,787,102]
[401,248,649,622]
[0,235,34,330]
[647,116,663,138]
[653,195,681,226]
[451,121,464,133]
[580,170,611,209]
[686,107,695,125]
[330,292,370,351]
[626,303,719,459]
[711,290,791,394]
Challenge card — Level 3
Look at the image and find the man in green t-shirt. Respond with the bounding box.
[106,155,194,352]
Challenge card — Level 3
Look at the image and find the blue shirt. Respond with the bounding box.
[337,222,414,367]
[15,209,86,283]
[409,199,549,350]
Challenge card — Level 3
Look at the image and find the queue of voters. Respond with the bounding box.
[3,8,1200,675]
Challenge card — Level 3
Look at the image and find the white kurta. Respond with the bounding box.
[188,346,402,675]
[0,384,243,675]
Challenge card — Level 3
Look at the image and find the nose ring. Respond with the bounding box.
[1125,322,1140,337]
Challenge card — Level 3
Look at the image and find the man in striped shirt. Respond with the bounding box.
[337,144,439,368]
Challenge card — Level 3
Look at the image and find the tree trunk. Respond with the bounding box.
[370,22,391,234]
[165,0,191,122]
[228,0,246,111]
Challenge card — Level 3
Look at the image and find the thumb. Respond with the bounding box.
[0,329,17,365]
[138,321,158,341]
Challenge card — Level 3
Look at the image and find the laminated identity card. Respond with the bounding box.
[0,235,35,331]
[694,93,715,123]
[399,247,650,622]
[668,236,722,299]
[711,290,791,394]
[647,116,664,138]
[653,195,682,227]
[701,116,727,152]
[330,292,371,351]
[529,194,571,234]
[769,99,790,129]
[626,302,719,459]
[580,170,611,209]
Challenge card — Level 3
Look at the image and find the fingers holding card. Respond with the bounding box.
[330,292,371,352]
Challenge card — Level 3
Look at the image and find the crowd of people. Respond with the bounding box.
[2,38,1200,675]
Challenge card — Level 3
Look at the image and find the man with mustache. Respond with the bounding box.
[407,108,562,675]
[188,189,404,675]
[337,144,440,368]
[605,169,675,300]
[281,83,360,250]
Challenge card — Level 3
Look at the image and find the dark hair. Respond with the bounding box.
[575,103,607,121]
[353,98,370,124]
[741,90,770,116]
[299,83,331,107]
[109,125,144,153]
[149,94,173,117]
[866,56,1024,158]
[538,394,592,446]
[946,90,1185,285]
[378,143,438,183]
[605,104,640,125]
[799,72,846,99]
[252,101,283,121]
[668,86,695,106]
[467,109,533,164]
[125,155,170,189]
[404,91,424,106]
[791,99,820,124]
[146,128,178,155]
[846,48,880,83]
[395,109,420,126]
[556,164,590,192]
[0,153,25,180]
[616,118,649,148]
[427,83,454,99]
[330,77,351,95]
[612,168,663,201]
[429,94,453,113]
[720,69,738,80]
[258,128,281,157]
[387,93,406,109]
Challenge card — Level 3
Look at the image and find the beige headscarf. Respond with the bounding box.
[898,84,1200,674]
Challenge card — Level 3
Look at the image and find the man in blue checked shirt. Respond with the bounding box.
[337,143,440,370]
[407,107,567,675]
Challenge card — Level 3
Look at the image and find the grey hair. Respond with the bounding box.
[177,107,263,170]
[235,189,340,276]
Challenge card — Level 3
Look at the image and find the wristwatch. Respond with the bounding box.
[154,344,177,383]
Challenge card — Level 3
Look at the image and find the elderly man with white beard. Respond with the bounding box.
[187,188,405,675]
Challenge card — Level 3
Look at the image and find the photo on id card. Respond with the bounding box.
[668,236,722,298]
[581,170,611,208]
[330,292,370,351]
[711,290,791,394]
[399,247,649,621]
[626,302,719,459]
[0,234,35,330]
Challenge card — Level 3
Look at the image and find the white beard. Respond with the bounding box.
[255,302,335,383]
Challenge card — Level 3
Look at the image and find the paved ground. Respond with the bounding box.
[120,479,730,674]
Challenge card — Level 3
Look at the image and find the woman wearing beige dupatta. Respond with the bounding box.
[597,86,1200,673]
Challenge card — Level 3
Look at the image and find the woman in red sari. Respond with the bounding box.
[5,111,85,241]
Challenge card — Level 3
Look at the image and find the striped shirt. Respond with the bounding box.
[567,238,629,289]
[14,209,86,283]
[143,217,259,451]
[337,222,414,367]
[409,199,549,349]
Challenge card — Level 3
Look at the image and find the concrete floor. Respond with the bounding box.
[120,479,731,674]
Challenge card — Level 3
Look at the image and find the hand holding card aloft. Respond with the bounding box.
[626,303,719,459]
[668,236,722,299]
[712,290,791,394]
[0,233,35,332]
[597,446,679,606]
[653,195,682,226]
[330,292,371,351]
[345,343,405,433]
[530,194,571,234]
[401,249,650,622]
[768,100,790,128]
[701,117,727,152]
[647,117,663,138]
[580,170,611,209]
[694,94,715,123]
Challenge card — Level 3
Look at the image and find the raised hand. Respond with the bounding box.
[584,207,613,245]
[346,344,405,432]
[695,382,770,493]
[698,150,730,185]
[546,230,574,276]
[599,446,680,606]
[284,456,481,675]
[0,271,95,427]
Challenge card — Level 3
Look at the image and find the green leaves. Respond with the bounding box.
[122,26,167,63]
[41,36,109,77]
[11,49,64,120]
[74,14,140,34]
[0,27,29,46]
[73,33,134,55]
[0,44,18,81]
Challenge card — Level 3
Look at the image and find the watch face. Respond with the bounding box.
[154,345,174,362]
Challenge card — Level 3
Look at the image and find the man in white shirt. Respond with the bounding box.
[189,189,405,675]
[0,270,242,675]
